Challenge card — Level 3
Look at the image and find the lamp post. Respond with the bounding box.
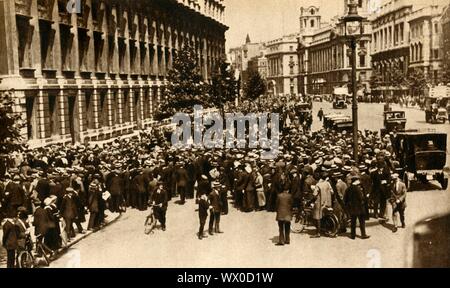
[341,0,366,163]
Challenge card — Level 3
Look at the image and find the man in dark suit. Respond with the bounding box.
[275,189,293,246]
[2,216,18,268]
[208,183,223,235]
[186,158,196,199]
[175,162,189,204]
[198,194,209,240]
[344,176,370,240]
[105,169,124,212]
[371,163,391,219]
[151,183,168,231]
[132,172,147,211]
[60,188,78,239]
[4,175,26,218]
[196,175,211,199]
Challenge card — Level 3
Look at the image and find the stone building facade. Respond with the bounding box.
[266,33,299,97]
[0,0,227,147]
[408,5,444,85]
[297,3,372,95]
[370,0,444,96]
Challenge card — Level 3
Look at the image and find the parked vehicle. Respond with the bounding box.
[332,87,349,109]
[392,131,448,190]
[323,114,353,133]
[424,86,450,123]
[380,111,406,137]
[312,95,323,102]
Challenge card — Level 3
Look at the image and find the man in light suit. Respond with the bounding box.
[275,189,293,246]
[390,173,407,233]
[311,173,333,238]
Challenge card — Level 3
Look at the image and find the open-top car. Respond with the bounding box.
[380,111,406,137]
[393,131,448,190]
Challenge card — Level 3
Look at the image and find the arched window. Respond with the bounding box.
[310,9,315,15]
[419,43,423,60]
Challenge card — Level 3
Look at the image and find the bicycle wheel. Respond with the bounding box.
[144,215,156,234]
[291,212,307,233]
[37,243,50,267]
[17,251,35,268]
[321,214,339,238]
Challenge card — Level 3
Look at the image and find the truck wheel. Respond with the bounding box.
[437,173,448,190]
[442,178,448,190]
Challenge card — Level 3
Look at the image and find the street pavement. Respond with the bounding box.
[49,102,450,268]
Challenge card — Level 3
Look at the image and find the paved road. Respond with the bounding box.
[50,102,450,268]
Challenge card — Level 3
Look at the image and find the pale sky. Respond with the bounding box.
[224,0,346,50]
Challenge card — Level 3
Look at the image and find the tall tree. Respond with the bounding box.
[156,45,207,120]
[208,60,238,114]
[408,68,429,97]
[442,63,450,85]
[0,91,24,175]
[369,70,383,96]
[243,70,266,101]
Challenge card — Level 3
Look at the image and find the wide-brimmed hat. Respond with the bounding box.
[44,195,57,206]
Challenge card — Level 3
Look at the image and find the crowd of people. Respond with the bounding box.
[1,97,408,267]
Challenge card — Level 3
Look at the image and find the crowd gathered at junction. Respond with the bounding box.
[1,96,411,268]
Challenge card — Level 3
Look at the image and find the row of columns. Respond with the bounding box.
[16,84,165,143]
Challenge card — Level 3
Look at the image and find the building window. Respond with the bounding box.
[85,91,94,130]
[48,94,59,136]
[360,55,366,67]
[310,19,315,28]
[290,46,293,51]
[400,23,404,43]
[433,49,439,59]
[435,23,439,33]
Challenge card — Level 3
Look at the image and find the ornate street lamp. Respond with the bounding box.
[341,0,367,163]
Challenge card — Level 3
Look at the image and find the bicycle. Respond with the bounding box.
[16,235,51,268]
[291,200,340,237]
[144,205,156,235]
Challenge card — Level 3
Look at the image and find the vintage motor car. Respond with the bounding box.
[312,95,323,102]
[333,94,348,109]
[323,114,345,129]
[424,86,450,123]
[323,114,353,132]
[380,111,406,136]
[392,131,448,190]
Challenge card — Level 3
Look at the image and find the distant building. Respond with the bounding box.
[266,34,300,97]
[228,34,265,83]
[408,5,444,85]
[370,0,445,97]
[297,2,372,95]
[440,4,450,84]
